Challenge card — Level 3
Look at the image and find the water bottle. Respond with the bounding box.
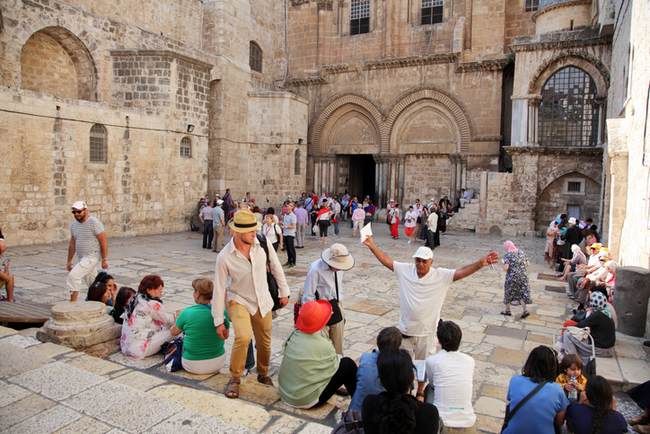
[568,376,578,401]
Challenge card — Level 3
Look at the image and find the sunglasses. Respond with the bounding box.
[71,210,84,214]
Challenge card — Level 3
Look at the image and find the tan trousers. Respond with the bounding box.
[212,225,225,252]
[326,303,345,355]
[227,301,272,379]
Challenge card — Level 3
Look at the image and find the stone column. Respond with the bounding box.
[527,98,540,146]
[604,118,629,259]
[510,97,529,146]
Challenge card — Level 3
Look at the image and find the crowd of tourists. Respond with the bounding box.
[2,196,650,433]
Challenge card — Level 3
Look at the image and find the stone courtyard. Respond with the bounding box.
[1,224,648,433]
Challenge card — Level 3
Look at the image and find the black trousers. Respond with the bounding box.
[285,235,296,265]
[314,357,357,408]
[202,220,213,248]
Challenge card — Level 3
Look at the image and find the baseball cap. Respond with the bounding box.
[412,246,434,260]
[71,201,87,210]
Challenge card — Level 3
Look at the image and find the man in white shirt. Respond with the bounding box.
[302,243,355,354]
[425,320,476,429]
[404,206,418,244]
[426,205,439,249]
[214,210,290,398]
[363,237,497,399]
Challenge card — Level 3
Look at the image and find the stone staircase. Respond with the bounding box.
[447,198,480,231]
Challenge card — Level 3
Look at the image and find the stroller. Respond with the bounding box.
[557,326,597,378]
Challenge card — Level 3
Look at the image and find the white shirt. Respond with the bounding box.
[404,210,418,228]
[393,262,455,336]
[212,237,290,326]
[427,212,438,232]
[302,259,345,303]
[263,223,282,245]
[425,350,476,428]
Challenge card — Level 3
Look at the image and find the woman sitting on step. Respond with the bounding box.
[170,278,230,375]
[120,274,176,359]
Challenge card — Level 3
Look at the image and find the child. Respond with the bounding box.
[556,354,588,402]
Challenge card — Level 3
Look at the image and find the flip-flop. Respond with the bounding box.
[500,310,512,316]
[521,311,530,319]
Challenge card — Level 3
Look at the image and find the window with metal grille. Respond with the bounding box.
[350,0,370,35]
[539,66,599,147]
[89,124,107,163]
[421,0,443,25]
[180,136,192,158]
[249,41,263,73]
[567,181,582,193]
[525,0,539,12]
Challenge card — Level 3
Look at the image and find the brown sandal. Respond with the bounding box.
[225,378,240,399]
[257,375,274,386]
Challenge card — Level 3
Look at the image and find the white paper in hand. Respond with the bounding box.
[360,223,373,243]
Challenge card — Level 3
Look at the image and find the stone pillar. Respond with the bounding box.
[506,148,540,234]
[37,301,122,357]
[510,97,528,146]
[527,98,540,146]
[479,171,488,219]
[604,118,629,258]
[613,267,650,337]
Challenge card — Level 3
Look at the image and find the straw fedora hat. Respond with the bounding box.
[321,243,354,271]
[228,209,260,233]
[296,300,332,334]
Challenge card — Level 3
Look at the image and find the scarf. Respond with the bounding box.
[503,240,518,253]
[124,293,163,319]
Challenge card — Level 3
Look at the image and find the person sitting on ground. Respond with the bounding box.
[565,375,627,434]
[627,380,650,433]
[568,243,603,298]
[425,320,476,429]
[0,228,15,302]
[349,326,403,412]
[560,292,616,360]
[87,281,113,305]
[560,244,587,281]
[278,300,358,409]
[110,287,135,324]
[555,354,588,402]
[120,274,176,359]
[363,349,441,434]
[170,278,230,375]
[503,345,569,434]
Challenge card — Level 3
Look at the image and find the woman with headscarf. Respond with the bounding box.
[560,244,587,281]
[501,240,532,319]
[560,291,616,363]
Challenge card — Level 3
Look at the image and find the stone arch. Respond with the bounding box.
[20,26,97,100]
[529,51,609,98]
[535,171,601,231]
[310,94,383,155]
[538,167,600,195]
[385,88,472,153]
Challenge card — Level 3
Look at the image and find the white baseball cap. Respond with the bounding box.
[412,246,434,260]
[71,201,87,210]
[568,217,577,225]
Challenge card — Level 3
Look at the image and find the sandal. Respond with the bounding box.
[257,375,274,387]
[521,311,530,319]
[225,378,240,399]
[500,310,512,316]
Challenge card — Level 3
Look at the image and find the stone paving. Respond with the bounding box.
[1,223,649,433]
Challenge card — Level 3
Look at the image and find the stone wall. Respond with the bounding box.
[402,155,452,206]
[0,90,208,246]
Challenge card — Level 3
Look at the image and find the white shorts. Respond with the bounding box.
[400,334,436,360]
[66,255,100,294]
[181,354,226,375]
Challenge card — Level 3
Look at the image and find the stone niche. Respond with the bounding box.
[37,301,121,358]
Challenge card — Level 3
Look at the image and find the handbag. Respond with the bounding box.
[501,381,547,433]
[312,223,320,235]
[315,271,343,326]
[162,336,184,372]
[256,234,283,311]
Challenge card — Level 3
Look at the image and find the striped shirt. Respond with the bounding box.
[70,216,104,259]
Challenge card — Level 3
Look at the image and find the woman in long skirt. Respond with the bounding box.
[501,240,532,319]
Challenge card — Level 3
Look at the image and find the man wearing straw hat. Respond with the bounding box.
[213,209,290,399]
[302,243,354,355]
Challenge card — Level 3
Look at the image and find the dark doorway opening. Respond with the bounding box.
[348,154,376,201]
[499,61,514,172]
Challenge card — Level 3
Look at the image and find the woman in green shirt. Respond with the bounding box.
[171,278,229,374]
[278,300,358,408]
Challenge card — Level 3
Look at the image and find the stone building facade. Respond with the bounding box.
[1,0,639,246]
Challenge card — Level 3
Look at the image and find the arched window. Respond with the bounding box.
[180,136,192,158]
[294,149,301,175]
[89,124,107,163]
[249,42,263,73]
[539,66,599,147]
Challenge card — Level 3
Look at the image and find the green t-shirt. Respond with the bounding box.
[175,304,229,361]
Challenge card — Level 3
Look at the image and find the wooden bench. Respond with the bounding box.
[0,301,52,325]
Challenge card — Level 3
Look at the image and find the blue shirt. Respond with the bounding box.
[283,212,297,237]
[566,403,627,434]
[503,376,569,434]
[349,350,384,412]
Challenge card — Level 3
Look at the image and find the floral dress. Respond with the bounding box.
[120,294,174,359]
[503,250,532,305]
